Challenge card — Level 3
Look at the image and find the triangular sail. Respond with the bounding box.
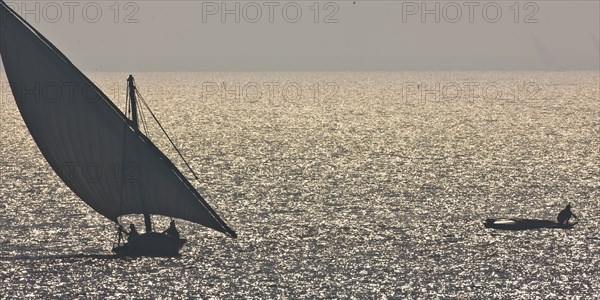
[0,1,236,238]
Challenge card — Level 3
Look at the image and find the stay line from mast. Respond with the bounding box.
[134,88,201,183]
[135,86,235,234]
[134,86,236,236]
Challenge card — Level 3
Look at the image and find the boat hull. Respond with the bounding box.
[484,218,577,230]
[112,232,186,257]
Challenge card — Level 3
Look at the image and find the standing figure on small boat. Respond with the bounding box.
[163,220,180,239]
[557,204,578,225]
[118,223,140,243]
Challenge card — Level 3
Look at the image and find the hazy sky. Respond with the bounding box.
[2,0,599,71]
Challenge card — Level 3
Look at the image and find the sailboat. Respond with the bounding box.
[0,1,236,256]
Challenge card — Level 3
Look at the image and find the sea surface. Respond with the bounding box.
[0,72,598,299]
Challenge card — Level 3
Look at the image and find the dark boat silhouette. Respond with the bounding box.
[484,218,577,230]
[0,0,237,257]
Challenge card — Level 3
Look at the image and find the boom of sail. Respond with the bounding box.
[0,1,236,238]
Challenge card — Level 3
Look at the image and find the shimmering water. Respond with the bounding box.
[0,72,598,298]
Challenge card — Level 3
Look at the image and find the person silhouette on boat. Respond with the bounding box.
[557,204,578,225]
[118,223,140,243]
[163,220,180,239]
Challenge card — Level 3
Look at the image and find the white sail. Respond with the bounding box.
[0,1,236,238]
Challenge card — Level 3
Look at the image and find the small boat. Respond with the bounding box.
[484,218,577,230]
[0,1,237,257]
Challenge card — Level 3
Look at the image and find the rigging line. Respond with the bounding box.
[134,89,201,182]
[118,83,131,221]
[125,83,130,119]
[142,107,150,137]
[138,95,150,137]
[130,80,150,136]
[134,87,235,236]
[112,223,121,249]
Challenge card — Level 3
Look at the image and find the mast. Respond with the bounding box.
[128,75,152,233]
